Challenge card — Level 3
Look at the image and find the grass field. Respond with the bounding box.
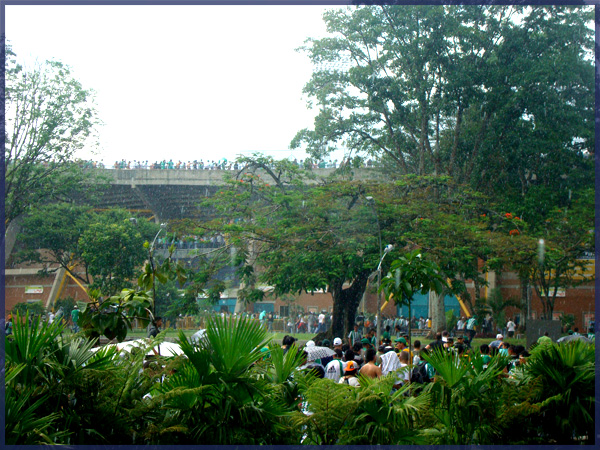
[123,328,526,348]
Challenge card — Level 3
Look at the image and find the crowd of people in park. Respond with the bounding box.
[73,156,383,171]
[284,320,595,390]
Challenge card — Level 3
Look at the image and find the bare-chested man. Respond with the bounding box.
[359,348,382,379]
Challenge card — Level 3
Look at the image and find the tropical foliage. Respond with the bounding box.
[16,204,160,297]
[5,312,595,445]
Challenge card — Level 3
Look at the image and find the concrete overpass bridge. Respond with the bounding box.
[93,168,384,222]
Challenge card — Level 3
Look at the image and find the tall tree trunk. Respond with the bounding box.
[4,215,24,264]
[340,272,370,338]
[429,289,446,338]
[318,272,369,342]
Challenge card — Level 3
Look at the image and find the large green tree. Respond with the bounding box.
[292,5,593,214]
[201,156,384,338]
[487,188,595,320]
[200,156,502,339]
[4,46,107,263]
[16,204,159,297]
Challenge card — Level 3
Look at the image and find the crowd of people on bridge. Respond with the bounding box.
[155,234,227,250]
[75,156,383,171]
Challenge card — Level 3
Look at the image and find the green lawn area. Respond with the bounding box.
[125,328,315,343]
[124,329,526,348]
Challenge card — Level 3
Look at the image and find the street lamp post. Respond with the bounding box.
[131,221,168,318]
[537,238,545,319]
[149,224,167,317]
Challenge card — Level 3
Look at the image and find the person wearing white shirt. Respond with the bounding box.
[457,317,465,334]
[318,312,326,333]
[506,319,516,338]
[325,349,344,381]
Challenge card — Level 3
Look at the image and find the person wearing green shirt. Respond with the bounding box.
[465,316,477,343]
[70,305,80,333]
[348,324,362,346]
[537,332,552,346]
[480,344,491,366]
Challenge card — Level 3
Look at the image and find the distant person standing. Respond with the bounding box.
[506,318,516,338]
[456,317,466,335]
[348,324,362,347]
[5,314,13,335]
[318,311,326,333]
[465,315,477,342]
[267,312,274,332]
[71,305,80,333]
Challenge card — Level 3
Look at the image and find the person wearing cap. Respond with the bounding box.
[333,337,343,350]
[361,337,372,351]
[489,334,504,349]
[339,360,360,386]
[259,346,271,361]
[394,337,413,359]
[322,338,331,348]
[70,304,80,333]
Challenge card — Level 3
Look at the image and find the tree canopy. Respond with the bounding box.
[292,5,594,218]
[16,204,159,297]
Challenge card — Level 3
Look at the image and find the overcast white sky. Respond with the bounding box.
[6,4,347,165]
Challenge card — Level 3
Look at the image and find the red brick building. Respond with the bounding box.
[5,260,594,331]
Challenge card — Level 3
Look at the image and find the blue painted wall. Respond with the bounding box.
[396,292,462,318]
[213,298,237,313]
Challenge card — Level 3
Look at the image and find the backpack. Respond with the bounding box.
[410,361,431,384]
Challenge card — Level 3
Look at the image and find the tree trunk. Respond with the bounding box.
[316,272,370,342]
[4,215,24,264]
[520,276,529,329]
[429,289,446,338]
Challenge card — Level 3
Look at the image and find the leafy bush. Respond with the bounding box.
[5,311,596,445]
[11,300,46,318]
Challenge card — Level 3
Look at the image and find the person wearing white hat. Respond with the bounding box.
[489,333,504,349]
